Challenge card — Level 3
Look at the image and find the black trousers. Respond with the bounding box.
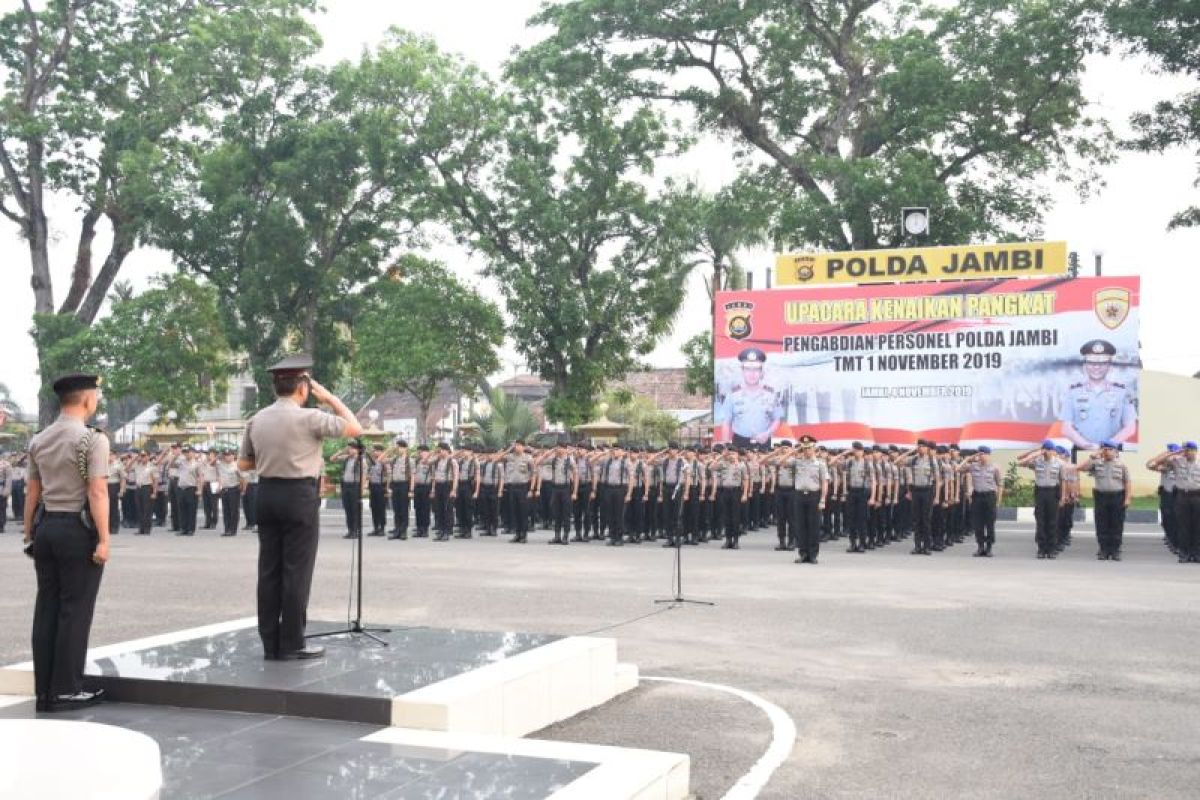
[413,484,431,533]
[572,487,592,538]
[600,485,625,542]
[433,481,454,537]
[478,485,500,534]
[341,482,362,535]
[662,484,681,543]
[390,482,410,533]
[716,487,741,544]
[179,487,198,534]
[221,487,241,534]
[910,487,933,550]
[202,484,218,528]
[368,483,387,533]
[107,483,120,534]
[1175,490,1200,559]
[242,483,258,529]
[792,490,821,560]
[136,485,154,534]
[256,479,320,656]
[121,488,136,525]
[1160,487,1178,548]
[1034,486,1060,554]
[971,491,997,548]
[32,514,104,698]
[506,482,530,538]
[1094,491,1126,555]
[456,481,474,532]
[153,488,167,526]
[1057,501,1076,545]
[775,488,793,547]
[12,479,26,520]
[550,483,572,537]
[845,489,869,547]
[168,478,181,530]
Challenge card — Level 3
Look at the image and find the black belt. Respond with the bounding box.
[1180,490,1200,496]
[973,490,996,496]
[259,477,317,485]
[795,489,820,495]
[1094,490,1124,496]
[1035,485,1059,491]
[43,511,82,519]
[911,485,933,491]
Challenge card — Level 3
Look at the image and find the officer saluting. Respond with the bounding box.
[1061,339,1137,450]
[24,373,110,712]
[238,355,362,660]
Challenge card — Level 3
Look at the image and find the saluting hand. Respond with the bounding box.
[307,377,334,405]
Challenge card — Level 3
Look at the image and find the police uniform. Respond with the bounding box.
[1082,448,1130,559]
[547,452,577,544]
[965,454,1001,555]
[431,447,458,541]
[905,445,939,554]
[366,447,388,536]
[1062,340,1136,447]
[11,456,29,523]
[239,354,348,658]
[1025,446,1064,557]
[412,451,434,537]
[176,452,201,536]
[1170,447,1200,562]
[504,448,535,542]
[718,348,783,448]
[455,451,478,537]
[217,456,242,536]
[388,446,413,540]
[133,457,156,535]
[201,454,219,529]
[477,455,505,537]
[240,467,259,532]
[0,455,11,532]
[105,455,123,535]
[773,452,795,551]
[713,455,747,548]
[336,445,365,539]
[597,452,631,545]
[27,373,109,710]
[1057,451,1079,549]
[572,451,594,541]
[790,449,828,563]
[843,449,872,552]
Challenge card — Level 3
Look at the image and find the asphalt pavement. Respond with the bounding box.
[2,514,1197,799]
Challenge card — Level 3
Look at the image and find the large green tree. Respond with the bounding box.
[37,273,232,425]
[1106,0,1200,229]
[524,0,1110,251]
[426,63,702,424]
[353,257,503,444]
[0,0,318,423]
[152,32,485,399]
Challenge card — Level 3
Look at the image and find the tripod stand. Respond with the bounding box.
[655,483,714,608]
[309,447,391,647]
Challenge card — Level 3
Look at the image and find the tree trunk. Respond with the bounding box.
[59,206,102,314]
[416,397,431,445]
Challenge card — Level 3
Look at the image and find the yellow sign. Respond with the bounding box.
[775,241,1067,286]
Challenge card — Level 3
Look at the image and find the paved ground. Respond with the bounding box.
[2,515,1198,799]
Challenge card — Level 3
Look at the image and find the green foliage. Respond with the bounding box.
[682,331,714,399]
[1106,0,1200,229]
[425,52,702,426]
[603,390,679,448]
[525,0,1111,250]
[1002,460,1034,507]
[354,257,503,443]
[35,275,232,424]
[469,389,541,450]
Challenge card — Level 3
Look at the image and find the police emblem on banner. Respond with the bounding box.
[792,256,816,283]
[1093,287,1130,330]
[724,300,754,340]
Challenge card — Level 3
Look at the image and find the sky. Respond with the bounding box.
[1,0,1198,413]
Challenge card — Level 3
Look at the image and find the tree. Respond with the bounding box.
[0,381,21,419]
[428,63,702,425]
[38,273,233,425]
[681,331,714,399]
[353,257,503,444]
[525,0,1110,251]
[0,0,318,423]
[603,389,679,447]
[1106,0,1200,229]
[152,31,486,399]
[469,389,541,450]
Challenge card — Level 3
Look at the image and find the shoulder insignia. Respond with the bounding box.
[762,385,774,392]
[1069,383,1083,389]
[1111,382,1125,389]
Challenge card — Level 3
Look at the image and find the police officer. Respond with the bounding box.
[176,447,201,536]
[899,440,940,555]
[25,373,110,711]
[238,354,361,660]
[385,439,412,540]
[1147,444,1182,554]
[716,348,783,447]
[133,451,156,535]
[832,443,873,553]
[1056,446,1080,550]
[201,450,219,529]
[166,444,183,532]
[365,445,388,536]
[1018,441,1066,558]
[331,441,366,539]
[504,441,535,543]
[1158,442,1200,563]
[1061,340,1137,450]
[105,451,123,536]
[1082,441,1131,560]
[596,445,633,546]
[240,464,259,533]
[477,449,505,537]
[961,446,1002,557]
[0,452,11,532]
[571,444,594,542]
[790,436,829,564]
[217,450,243,536]
[454,447,478,538]
[412,447,434,537]
[431,442,459,541]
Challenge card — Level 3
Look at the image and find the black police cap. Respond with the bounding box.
[738,347,766,364]
[267,353,314,375]
[52,373,101,396]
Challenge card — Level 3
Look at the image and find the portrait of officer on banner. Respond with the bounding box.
[1060,338,1138,450]
[715,347,784,447]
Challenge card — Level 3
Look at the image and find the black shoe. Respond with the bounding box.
[1046,552,1056,559]
[548,537,561,545]
[342,532,358,539]
[1111,552,1122,561]
[911,548,923,555]
[274,646,325,661]
[221,532,236,537]
[774,545,789,551]
[388,533,402,540]
[1037,552,1046,559]
[571,536,584,542]
[50,689,106,710]
[368,530,384,537]
[973,548,985,557]
[809,557,818,565]
[794,557,806,564]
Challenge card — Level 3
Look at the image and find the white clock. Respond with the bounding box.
[903,207,929,236]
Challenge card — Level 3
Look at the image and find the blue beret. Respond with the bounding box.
[1168,443,1181,452]
[1041,440,1055,450]
[1186,442,1198,450]
[1100,440,1117,449]
[978,445,992,454]
[1054,446,1068,456]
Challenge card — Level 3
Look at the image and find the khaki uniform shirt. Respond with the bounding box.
[790,456,828,492]
[239,398,346,479]
[1083,459,1129,492]
[27,415,109,512]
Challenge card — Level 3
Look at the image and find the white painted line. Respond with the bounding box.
[644,675,796,800]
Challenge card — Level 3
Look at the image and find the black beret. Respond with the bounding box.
[852,441,863,450]
[437,442,450,451]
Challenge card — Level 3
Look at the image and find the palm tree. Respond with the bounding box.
[469,389,539,449]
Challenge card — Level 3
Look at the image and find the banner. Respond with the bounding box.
[775,241,1067,286]
[713,276,1140,450]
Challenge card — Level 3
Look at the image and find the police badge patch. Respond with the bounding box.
[1093,287,1130,330]
[724,300,754,340]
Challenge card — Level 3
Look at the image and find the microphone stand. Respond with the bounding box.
[655,478,714,608]
[309,447,390,646]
